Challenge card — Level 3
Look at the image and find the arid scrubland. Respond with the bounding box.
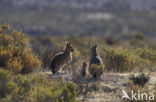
[0,24,156,102]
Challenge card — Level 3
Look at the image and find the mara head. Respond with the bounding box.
[91,44,97,53]
[65,41,75,53]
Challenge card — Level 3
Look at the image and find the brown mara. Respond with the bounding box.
[50,41,74,74]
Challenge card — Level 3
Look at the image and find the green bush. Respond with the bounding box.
[0,69,17,98]
[0,24,41,74]
[30,85,61,102]
[129,73,150,88]
[136,48,156,65]
[0,69,78,102]
[102,48,156,72]
[103,49,140,72]
[59,82,78,102]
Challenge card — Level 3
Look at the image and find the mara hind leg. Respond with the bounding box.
[51,63,59,74]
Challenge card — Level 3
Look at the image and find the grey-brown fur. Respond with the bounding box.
[89,44,103,66]
[81,62,87,77]
[89,44,103,78]
[50,41,74,74]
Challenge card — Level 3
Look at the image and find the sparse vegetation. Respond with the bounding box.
[0,24,156,102]
[103,49,139,72]
[123,79,154,102]
[0,69,78,102]
[136,48,156,65]
[102,48,155,73]
[129,73,150,88]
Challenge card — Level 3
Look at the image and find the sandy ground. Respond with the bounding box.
[40,71,156,102]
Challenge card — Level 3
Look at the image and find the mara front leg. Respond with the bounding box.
[58,63,66,73]
[58,66,63,73]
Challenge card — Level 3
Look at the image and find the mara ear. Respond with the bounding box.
[90,41,93,48]
[94,44,97,48]
[90,44,94,48]
[91,44,97,48]
[66,41,70,46]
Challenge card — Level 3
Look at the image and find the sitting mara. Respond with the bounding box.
[50,41,74,74]
[89,44,104,78]
[81,62,87,77]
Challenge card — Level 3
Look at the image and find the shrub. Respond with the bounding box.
[136,48,156,65]
[0,50,12,68]
[60,82,78,102]
[0,24,41,74]
[123,79,153,102]
[103,48,156,72]
[0,69,78,102]
[0,69,17,98]
[129,73,150,88]
[89,64,104,79]
[130,33,148,47]
[103,49,143,73]
[30,85,61,102]
[30,82,78,102]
